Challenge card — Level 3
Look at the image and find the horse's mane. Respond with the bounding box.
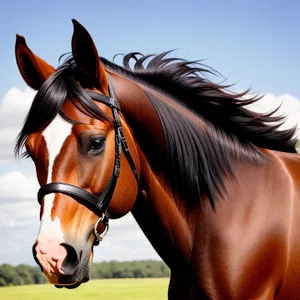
[101,52,297,153]
[15,51,297,208]
[100,52,297,207]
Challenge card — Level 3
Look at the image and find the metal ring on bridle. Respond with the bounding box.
[94,213,110,242]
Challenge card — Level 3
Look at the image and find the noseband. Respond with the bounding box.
[37,75,139,245]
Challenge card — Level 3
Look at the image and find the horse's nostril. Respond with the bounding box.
[60,243,80,276]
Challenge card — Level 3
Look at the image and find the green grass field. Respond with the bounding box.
[0,278,169,300]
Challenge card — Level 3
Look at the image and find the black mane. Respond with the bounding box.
[100,52,297,207]
[101,52,297,153]
[15,51,297,208]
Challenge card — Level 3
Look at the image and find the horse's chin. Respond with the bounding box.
[55,281,82,289]
[55,269,90,289]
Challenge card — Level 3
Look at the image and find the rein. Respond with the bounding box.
[37,75,139,245]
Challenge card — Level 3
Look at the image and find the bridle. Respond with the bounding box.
[37,75,139,245]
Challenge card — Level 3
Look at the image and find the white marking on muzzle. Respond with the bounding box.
[37,115,73,241]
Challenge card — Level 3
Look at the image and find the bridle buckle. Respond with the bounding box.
[93,212,110,245]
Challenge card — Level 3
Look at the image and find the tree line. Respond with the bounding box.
[0,260,170,287]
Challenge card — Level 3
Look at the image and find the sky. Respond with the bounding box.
[1,0,300,266]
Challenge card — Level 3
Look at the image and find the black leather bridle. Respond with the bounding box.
[37,75,139,245]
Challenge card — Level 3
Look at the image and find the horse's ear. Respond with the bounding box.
[15,35,55,90]
[71,19,109,94]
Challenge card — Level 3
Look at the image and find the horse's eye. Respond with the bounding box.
[88,138,105,154]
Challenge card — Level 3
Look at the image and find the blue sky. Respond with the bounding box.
[1,0,300,99]
[1,1,300,265]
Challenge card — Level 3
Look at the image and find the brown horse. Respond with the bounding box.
[14,19,300,299]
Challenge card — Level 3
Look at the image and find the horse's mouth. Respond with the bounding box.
[54,255,92,289]
[50,236,95,289]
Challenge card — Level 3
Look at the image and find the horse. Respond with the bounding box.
[14,19,300,299]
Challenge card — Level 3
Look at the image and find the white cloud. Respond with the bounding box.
[93,214,161,263]
[247,93,300,137]
[0,87,36,161]
[0,201,38,229]
[0,87,36,126]
[0,171,39,200]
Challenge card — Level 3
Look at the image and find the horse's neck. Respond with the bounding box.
[131,152,198,270]
[112,72,198,268]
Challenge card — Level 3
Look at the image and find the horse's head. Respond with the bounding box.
[14,20,140,288]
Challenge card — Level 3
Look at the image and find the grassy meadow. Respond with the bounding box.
[0,278,169,300]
